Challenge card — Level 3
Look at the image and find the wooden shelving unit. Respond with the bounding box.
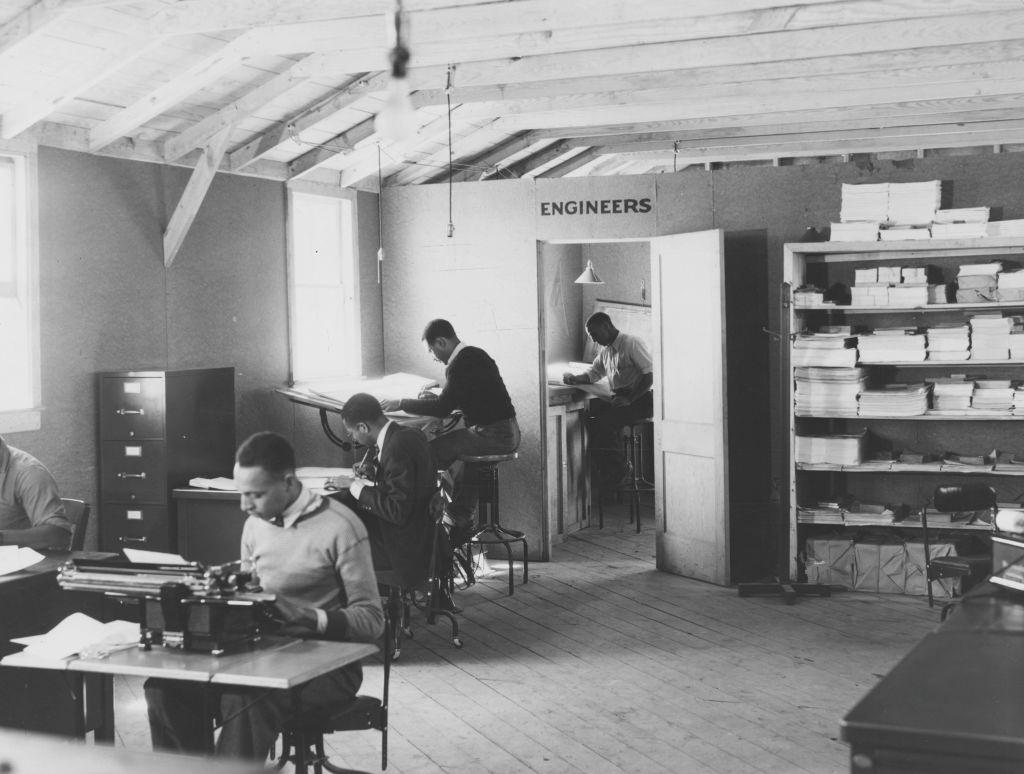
[784,237,1024,582]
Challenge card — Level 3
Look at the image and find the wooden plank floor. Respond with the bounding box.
[109,502,941,773]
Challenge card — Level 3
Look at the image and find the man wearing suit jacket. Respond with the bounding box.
[338,393,437,588]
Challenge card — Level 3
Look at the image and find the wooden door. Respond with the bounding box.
[652,230,730,585]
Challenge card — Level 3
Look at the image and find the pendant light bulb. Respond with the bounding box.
[375,76,417,141]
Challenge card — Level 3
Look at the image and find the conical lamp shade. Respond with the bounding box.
[574,260,604,284]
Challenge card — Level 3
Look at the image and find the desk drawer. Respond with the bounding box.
[100,503,170,552]
[99,376,165,439]
[100,441,167,501]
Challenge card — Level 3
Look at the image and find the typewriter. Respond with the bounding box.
[57,559,276,655]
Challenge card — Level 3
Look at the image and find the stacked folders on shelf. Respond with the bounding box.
[792,327,857,367]
[794,366,867,417]
[857,328,926,363]
[926,324,970,361]
[795,429,866,468]
[858,383,931,416]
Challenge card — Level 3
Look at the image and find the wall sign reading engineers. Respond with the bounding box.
[539,198,652,216]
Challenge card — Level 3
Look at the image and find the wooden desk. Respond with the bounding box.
[0,728,264,774]
[0,552,111,737]
[841,584,1024,772]
[3,635,376,740]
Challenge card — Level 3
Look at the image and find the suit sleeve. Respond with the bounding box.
[357,438,419,526]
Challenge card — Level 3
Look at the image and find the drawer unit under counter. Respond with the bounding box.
[99,375,166,439]
[100,503,170,552]
[99,440,167,501]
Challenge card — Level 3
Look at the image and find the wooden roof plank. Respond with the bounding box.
[88,31,258,152]
[287,118,377,179]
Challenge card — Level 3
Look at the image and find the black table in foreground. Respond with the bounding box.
[841,583,1024,773]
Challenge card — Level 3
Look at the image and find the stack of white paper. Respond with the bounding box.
[858,383,930,416]
[840,183,889,223]
[930,379,974,411]
[998,270,1024,302]
[792,332,858,367]
[830,222,879,242]
[888,284,929,306]
[934,207,990,224]
[11,613,139,661]
[888,180,942,226]
[928,284,951,304]
[311,372,439,403]
[857,329,926,363]
[970,314,1013,359]
[795,430,866,466]
[987,219,1024,237]
[1013,387,1024,416]
[972,379,1014,414]
[880,226,931,241]
[850,284,890,306]
[793,367,867,416]
[926,324,971,361]
[793,286,829,307]
[932,222,988,239]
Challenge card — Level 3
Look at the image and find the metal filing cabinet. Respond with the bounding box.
[98,368,235,553]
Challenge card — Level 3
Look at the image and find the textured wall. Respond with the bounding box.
[6,148,380,547]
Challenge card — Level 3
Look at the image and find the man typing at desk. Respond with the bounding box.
[0,435,72,550]
[145,431,383,761]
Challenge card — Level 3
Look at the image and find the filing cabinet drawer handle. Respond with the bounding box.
[115,408,145,416]
[116,472,147,479]
[119,536,148,544]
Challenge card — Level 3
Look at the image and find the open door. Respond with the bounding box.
[652,230,730,585]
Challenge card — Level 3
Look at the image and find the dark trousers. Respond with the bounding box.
[588,391,654,483]
[145,664,360,761]
[429,417,521,529]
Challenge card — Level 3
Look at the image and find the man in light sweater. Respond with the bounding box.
[145,431,384,761]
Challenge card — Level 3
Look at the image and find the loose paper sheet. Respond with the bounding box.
[0,545,44,576]
[123,548,190,564]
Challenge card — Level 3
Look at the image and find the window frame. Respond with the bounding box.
[284,180,362,385]
[0,137,41,433]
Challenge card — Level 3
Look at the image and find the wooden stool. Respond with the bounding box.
[597,418,655,533]
[460,451,528,595]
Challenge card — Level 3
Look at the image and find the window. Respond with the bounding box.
[0,141,39,432]
[287,187,361,383]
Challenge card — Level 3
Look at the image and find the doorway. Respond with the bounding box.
[537,231,772,585]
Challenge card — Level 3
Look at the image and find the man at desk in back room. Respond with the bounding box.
[0,435,72,549]
[381,318,520,543]
[145,431,383,761]
[563,312,654,484]
[336,392,438,588]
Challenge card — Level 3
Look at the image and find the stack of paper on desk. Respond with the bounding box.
[0,545,44,576]
[11,613,139,661]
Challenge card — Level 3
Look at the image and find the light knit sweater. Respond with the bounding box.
[240,496,383,642]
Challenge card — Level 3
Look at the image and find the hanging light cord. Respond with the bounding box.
[446,64,454,238]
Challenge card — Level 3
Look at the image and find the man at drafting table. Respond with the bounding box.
[563,312,654,484]
[381,318,520,543]
[0,435,72,550]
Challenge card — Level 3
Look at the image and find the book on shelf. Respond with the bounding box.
[941,449,996,472]
[994,451,1024,472]
[933,207,989,224]
[890,452,943,472]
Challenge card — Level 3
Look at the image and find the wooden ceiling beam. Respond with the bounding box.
[288,118,377,180]
[419,131,542,185]
[276,4,1024,74]
[226,72,387,171]
[496,141,578,179]
[536,148,600,178]
[605,127,1024,166]
[0,0,135,63]
[338,113,453,189]
[162,53,350,162]
[163,124,233,268]
[593,118,1024,155]
[88,31,261,153]
[2,30,159,140]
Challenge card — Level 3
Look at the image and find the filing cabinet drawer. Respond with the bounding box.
[99,376,166,439]
[100,441,167,501]
[100,503,170,552]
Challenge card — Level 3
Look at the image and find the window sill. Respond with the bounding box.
[0,408,41,433]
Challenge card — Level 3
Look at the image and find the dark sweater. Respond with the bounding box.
[400,345,516,427]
